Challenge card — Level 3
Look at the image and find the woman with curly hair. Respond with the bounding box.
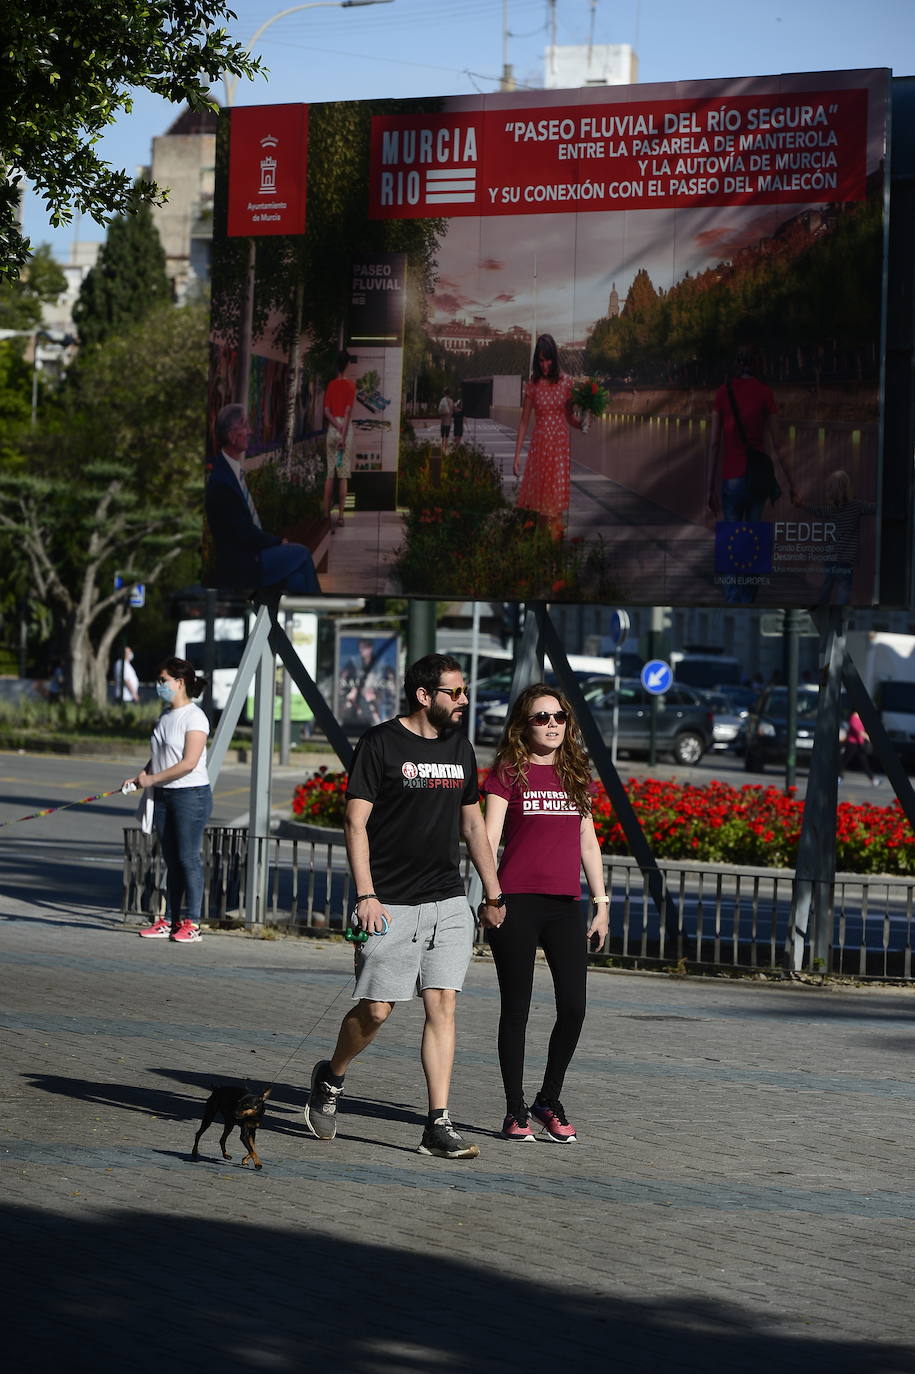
[480,683,609,1142]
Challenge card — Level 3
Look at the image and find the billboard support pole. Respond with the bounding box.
[788,609,845,972]
[841,655,915,833]
[245,630,275,926]
[207,605,273,784]
[535,603,680,951]
[267,608,354,769]
[508,603,544,703]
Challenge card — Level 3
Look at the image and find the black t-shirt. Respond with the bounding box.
[346,717,480,903]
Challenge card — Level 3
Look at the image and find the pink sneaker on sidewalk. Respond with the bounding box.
[138,918,171,939]
[500,1112,535,1142]
[169,920,201,943]
[530,1099,578,1143]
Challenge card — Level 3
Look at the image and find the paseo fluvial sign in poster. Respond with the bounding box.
[207,68,889,609]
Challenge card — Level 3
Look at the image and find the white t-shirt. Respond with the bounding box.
[150,704,210,788]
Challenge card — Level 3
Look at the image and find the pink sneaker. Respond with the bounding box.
[530,1099,578,1143]
[170,920,201,943]
[500,1112,535,1142]
[138,918,171,939]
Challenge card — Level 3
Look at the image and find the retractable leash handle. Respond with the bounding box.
[344,911,389,944]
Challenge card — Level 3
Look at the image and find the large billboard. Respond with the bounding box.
[206,69,890,608]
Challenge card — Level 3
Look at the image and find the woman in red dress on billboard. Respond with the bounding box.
[512,333,575,540]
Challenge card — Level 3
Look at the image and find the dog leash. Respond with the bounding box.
[262,914,389,1092]
[0,785,132,831]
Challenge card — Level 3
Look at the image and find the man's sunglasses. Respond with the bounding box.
[529,710,569,726]
[435,684,470,701]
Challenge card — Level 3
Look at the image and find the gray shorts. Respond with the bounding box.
[352,894,474,1002]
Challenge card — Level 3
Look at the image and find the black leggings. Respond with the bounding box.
[486,893,588,1114]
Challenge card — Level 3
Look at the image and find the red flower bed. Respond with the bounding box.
[291,770,915,875]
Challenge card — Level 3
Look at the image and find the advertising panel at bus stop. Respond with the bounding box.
[206,68,890,609]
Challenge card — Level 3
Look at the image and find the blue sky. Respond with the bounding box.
[23,0,915,258]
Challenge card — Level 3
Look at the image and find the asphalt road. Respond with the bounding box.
[0,745,891,922]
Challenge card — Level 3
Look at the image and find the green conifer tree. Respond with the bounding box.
[73,203,170,347]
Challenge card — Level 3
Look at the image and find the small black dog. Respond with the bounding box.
[192,1082,271,1169]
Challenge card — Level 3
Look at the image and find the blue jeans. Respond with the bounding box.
[260,543,320,595]
[153,785,213,925]
[721,476,764,604]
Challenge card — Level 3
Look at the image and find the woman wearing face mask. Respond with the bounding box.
[125,657,212,943]
[480,683,609,1143]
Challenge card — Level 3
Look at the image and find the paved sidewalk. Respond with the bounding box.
[4,891,915,1373]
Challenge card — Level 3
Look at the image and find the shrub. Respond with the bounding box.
[292,768,915,876]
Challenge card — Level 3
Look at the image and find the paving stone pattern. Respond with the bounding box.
[4,895,915,1373]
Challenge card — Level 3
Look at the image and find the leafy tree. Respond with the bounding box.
[0,300,209,702]
[0,245,67,331]
[1,0,263,278]
[73,203,171,347]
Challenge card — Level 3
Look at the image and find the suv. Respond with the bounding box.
[742,684,848,771]
[583,678,714,765]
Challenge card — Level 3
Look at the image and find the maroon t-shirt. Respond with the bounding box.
[482,762,589,897]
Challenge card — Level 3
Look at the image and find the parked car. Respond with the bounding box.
[479,678,713,764]
[742,684,849,772]
[699,690,746,753]
[585,679,714,765]
[474,664,616,743]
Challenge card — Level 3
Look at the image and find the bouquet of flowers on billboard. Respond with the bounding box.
[356,369,391,414]
[569,377,610,433]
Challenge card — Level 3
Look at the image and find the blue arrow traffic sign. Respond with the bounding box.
[641,659,672,695]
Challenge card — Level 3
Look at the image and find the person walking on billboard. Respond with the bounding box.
[707,341,799,603]
[323,350,357,530]
[513,333,576,540]
[125,657,212,944]
[205,404,320,595]
[481,684,609,1143]
[304,654,504,1159]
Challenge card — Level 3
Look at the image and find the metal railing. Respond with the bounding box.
[122,825,915,981]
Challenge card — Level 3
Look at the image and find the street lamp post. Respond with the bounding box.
[223,0,395,106]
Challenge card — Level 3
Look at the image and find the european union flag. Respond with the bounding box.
[714,521,773,575]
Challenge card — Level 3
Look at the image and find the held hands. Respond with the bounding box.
[477,898,506,929]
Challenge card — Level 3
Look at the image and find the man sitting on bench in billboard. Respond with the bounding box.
[206,404,320,597]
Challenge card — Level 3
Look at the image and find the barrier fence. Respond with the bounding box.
[122,825,915,982]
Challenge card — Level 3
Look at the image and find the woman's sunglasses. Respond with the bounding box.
[528,710,569,726]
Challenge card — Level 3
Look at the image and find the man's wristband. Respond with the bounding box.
[483,893,505,907]
[355,893,378,904]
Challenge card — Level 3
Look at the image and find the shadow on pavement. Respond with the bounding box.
[6,1204,912,1373]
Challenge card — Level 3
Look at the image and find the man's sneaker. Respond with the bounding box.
[138,918,171,939]
[303,1060,342,1141]
[500,1111,535,1142]
[418,1112,480,1159]
[169,920,201,943]
[530,1099,578,1143]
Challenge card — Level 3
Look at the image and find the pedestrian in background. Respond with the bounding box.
[841,709,880,786]
[114,646,140,703]
[125,657,212,943]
